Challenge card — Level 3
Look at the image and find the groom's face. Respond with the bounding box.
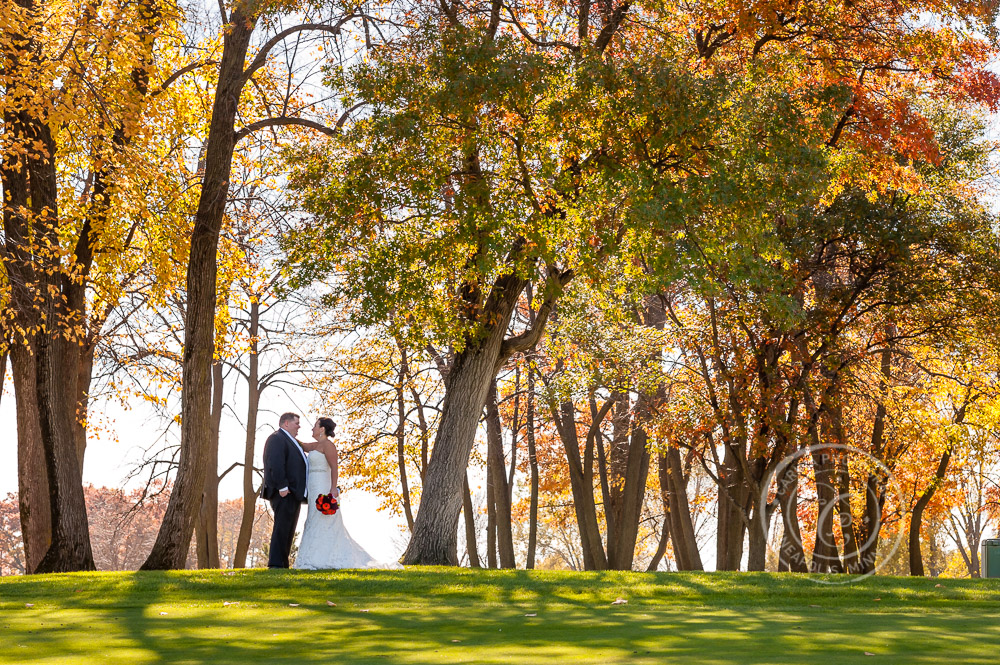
[285,417,301,438]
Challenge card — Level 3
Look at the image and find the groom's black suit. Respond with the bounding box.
[262,428,308,568]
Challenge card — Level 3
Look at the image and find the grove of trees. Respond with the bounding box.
[1,0,999,576]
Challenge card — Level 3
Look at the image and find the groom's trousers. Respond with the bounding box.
[268,495,302,568]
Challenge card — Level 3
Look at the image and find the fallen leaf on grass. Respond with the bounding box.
[864,652,876,656]
[611,598,628,605]
[359,609,370,613]
[24,604,33,609]
[451,640,461,643]
[935,584,943,588]
[809,604,821,608]
[327,601,336,607]
[288,603,300,607]
[524,613,537,617]
[873,598,881,602]
[223,601,239,607]
[159,612,168,616]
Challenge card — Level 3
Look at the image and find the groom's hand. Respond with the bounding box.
[279,489,289,498]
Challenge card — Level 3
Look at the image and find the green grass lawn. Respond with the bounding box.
[1,567,999,664]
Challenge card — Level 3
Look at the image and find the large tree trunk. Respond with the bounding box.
[196,360,224,568]
[142,9,257,569]
[401,270,527,565]
[486,381,516,568]
[233,301,261,569]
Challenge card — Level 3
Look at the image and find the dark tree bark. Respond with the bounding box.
[549,398,608,570]
[910,398,969,577]
[233,304,261,568]
[606,392,652,570]
[10,346,49,572]
[142,5,258,569]
[525,365,539,569]
[663,446,703,570]
[397,344,415,531]
[486,381,516,568]
[196,360,224,569]
[462,474,481,568]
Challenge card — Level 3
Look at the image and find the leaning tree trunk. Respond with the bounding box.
[142,10,257,569]
[910,399,966,576]
[716,447,749,571]
[776,463,808,573]
[401,270,527,565]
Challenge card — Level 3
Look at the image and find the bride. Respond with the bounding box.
[294,417,400,570]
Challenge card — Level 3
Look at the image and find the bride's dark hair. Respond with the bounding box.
[317,417,336,437]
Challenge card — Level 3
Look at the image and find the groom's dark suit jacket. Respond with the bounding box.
[261,430,308,503]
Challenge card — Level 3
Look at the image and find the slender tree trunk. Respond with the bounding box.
[233,301,261,568]
[462,474,481,568]
[525,366,539,569]
[606,393,652,571]
[910,400,967,576]
[486,381,516,568]
[142,9,257,569]
[716,447,748,571]
[397,344,415,531]
[486,460,497,569]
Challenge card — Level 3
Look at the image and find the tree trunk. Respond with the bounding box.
[462,474,481,568]
[663,447,703,570]
[525,366,539,570]
[142,9,257,569]
[776,463,808,573]
[486,381,516,568]
[746,499,773,572]
[810,445,843,573]
[551,399,608,569]
[716,447,748,571]
[196,360,224,569]
[233,301,261,569]
[606,393,652,571]
[10,346,50,573]
[910,400,966,576]
[401,269,528,565]
[397,344,415,531]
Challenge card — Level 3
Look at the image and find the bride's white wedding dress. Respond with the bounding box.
[293,450,400,570]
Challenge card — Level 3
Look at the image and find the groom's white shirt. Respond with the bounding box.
[278,426,309,497]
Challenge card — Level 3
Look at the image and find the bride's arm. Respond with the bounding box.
[324,443,339,499]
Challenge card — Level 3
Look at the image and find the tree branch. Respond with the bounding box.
[499,268,574,361]
[152,60,219,97]
[233,103,362,144]
[241,19,360,85]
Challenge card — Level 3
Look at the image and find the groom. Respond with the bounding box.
[262,412,309,568]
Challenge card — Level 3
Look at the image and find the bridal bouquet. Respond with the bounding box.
[316,493,339,516]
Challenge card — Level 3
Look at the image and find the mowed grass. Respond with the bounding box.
[2,568,1000,664]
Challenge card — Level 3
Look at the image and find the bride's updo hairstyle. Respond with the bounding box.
[317,417,336,437]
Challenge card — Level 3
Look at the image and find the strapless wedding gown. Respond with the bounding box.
[293,450,400,570]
